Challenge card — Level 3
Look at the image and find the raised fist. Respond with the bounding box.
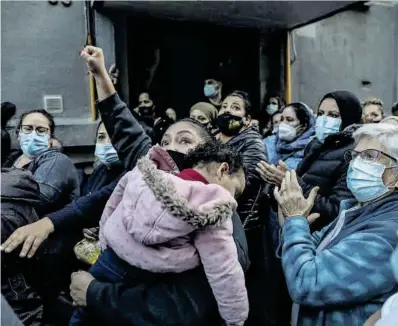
[80,46,107,78]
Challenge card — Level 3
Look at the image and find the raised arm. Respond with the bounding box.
[80,46,152,170]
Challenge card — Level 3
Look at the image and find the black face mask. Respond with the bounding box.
[166,150,189,171]
[138,106,153,118]
[216,113,244,136]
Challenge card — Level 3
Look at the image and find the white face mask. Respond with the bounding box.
[278,123,297,141]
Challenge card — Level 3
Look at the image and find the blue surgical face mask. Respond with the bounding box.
[19,131,50,158]
[272,125,279,135]
[95,144,119,166]
[315,116,341,143]
[347,157,390,202]
[266,104,279,116]
[204,85,217,98]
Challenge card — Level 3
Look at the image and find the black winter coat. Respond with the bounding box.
[227,127,267,230]
[296,125,359,231]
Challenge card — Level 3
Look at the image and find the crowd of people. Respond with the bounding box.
[1,46,398,326]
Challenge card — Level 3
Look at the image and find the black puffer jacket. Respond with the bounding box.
[296,125,360,231]
[227,126,267,229]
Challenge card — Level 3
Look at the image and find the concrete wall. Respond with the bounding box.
[291,5,398,114]
[1,1,115,147]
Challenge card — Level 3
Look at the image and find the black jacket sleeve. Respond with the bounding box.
[48,93,152,231]
[97,93,152,170]
[48,178,120,231]
[85,211,249,326]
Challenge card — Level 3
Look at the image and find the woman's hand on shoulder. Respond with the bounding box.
[0,217,54,258]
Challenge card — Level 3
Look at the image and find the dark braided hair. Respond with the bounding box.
[185,138,244,175]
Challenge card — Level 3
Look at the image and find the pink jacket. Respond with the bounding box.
[100,146,248,326]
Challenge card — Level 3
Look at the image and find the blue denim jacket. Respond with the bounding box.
[22,149,80,216]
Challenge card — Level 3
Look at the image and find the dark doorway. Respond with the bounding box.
[126,18,260,118]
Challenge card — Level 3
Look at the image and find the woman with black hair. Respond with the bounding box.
[217,90,267,229]
[79,121,125,196]
[2,109,79,216]
[265,102,315,170]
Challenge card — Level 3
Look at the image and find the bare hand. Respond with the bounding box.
[256,161,286,186]
[1,217,54,258]
[278,206,320,226]
[80,46,107,78]
[274,171,319,218]
[70,271,95,307]
[277,160,289,172]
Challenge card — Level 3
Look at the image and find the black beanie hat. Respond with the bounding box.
[319,91,362,130]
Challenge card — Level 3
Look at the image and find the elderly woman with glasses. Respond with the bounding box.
[273,123,398,326]
[2,109,79,216]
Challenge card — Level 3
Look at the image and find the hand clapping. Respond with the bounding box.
[274,170,319,219]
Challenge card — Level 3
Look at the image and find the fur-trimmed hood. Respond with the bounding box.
[135,155,236,229]
[102,150,237,248]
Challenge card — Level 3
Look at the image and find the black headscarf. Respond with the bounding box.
[320,91,362,130]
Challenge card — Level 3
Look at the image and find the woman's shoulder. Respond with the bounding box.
[36,149,74,164]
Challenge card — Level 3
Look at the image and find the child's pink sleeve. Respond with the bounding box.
[193,220,249,326]
[99,173,129,249]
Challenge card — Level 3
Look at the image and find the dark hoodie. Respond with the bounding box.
[296,90,362,231]
[320,90,362,130]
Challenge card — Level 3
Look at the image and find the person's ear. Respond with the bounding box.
[243,115,251,127]
[217,162,230,178]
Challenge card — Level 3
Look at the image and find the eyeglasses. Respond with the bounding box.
[20,125,50,136]
[344,149,397,165]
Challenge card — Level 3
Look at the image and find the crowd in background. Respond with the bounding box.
[1,46,398,326]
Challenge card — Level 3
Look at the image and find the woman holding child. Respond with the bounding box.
[2,46,249,326]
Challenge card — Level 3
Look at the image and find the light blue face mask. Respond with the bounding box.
[204,85,216,98]
[347,157,390,202]
[95,143,119,166]
[272,125,279,135]
[266,104,279,116]
[315,116,341,143]
[19,131,50,158]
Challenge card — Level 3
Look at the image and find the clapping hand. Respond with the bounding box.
[256,160,288,186]
[274,170,320,220]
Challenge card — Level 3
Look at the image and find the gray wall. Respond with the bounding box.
[291,5,398,114]
[1,1,115,147]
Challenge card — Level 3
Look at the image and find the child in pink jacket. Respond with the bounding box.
[70,140,249,326]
